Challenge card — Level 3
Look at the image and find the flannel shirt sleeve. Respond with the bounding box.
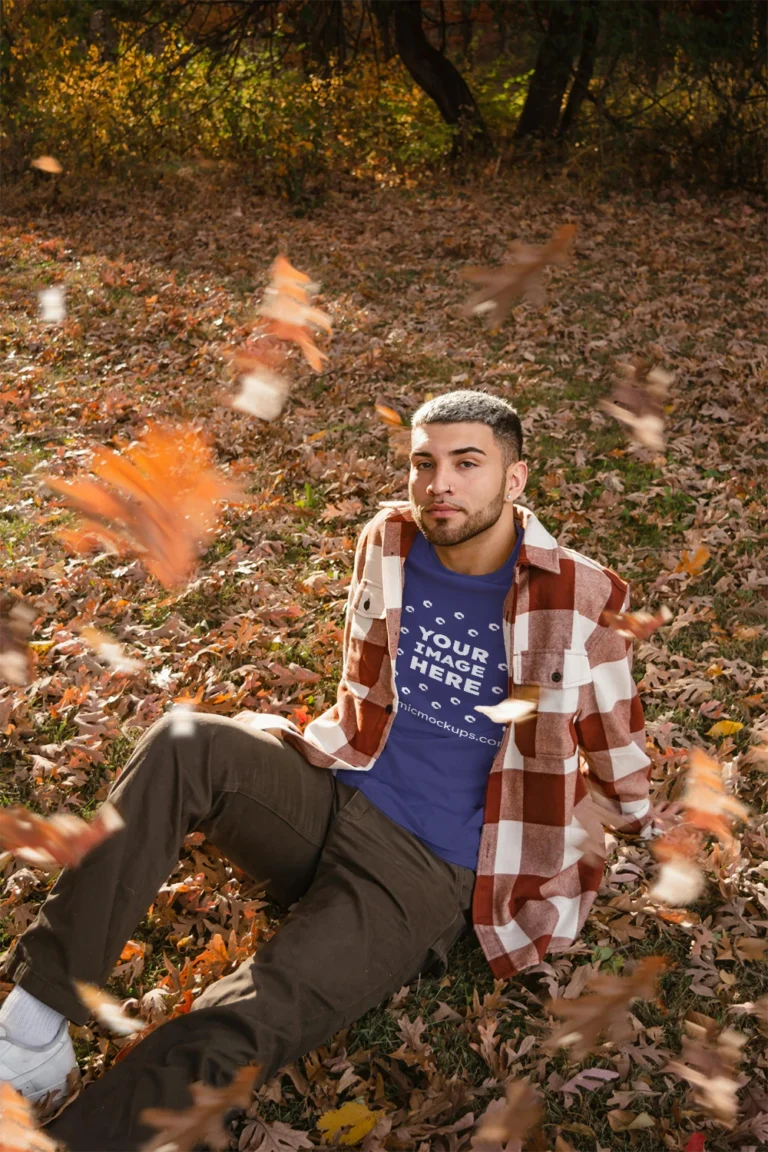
[342,520,373,661]
[574,586,653,836]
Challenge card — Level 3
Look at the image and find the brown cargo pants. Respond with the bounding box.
[4,714,475,1151]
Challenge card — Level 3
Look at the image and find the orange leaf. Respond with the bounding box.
[45,423,239,588]
[674,547,711,577]
[0,1082,59,1151]
[0,802,124,870]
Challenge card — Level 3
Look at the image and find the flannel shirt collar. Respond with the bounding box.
[379,501,561,575]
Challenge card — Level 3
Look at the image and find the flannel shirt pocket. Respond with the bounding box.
[512,649,592,760]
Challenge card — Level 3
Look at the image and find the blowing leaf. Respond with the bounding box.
[0,1082,59,1152]
[0,596,36,686]
[374,401,411,458]
[74,982,144,1035]
[140,1065,258,1152]
[461,223,577,328]
[45,423,240,589]
[472,1080,542,1150]
[666,1013,747,1125]
[80,625,144,674]
[0,802,124,870]
[545,956,667,1060]
[599,358,673,452]
[474,696,538,725]
[600,605,672,641]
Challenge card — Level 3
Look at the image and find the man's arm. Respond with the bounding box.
[574,587,653,836]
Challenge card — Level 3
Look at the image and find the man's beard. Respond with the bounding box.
[412,484,506,547]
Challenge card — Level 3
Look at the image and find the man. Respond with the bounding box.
[0,391,651,1149]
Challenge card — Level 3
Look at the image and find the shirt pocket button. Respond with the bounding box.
[551,671,562,682]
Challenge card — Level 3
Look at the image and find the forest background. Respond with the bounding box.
[1,2,767,1151]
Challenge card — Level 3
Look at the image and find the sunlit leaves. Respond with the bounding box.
[461,223,577,327]
[45,423,240,588]
[0,802,124,870]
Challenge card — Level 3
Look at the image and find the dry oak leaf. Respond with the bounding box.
[674,546,711,577]
[140,1065,258,1152]
[461,223,577,328]
[471,1079,542,1150]
[599,359,673,452]
[74,982,144,1036]
[0,802,124,870]
[600,605,672,641]
[45,423,240,589]
[317,1101,386,1146]
[0,597,36,686]
[0,1082,59,1152]
[545,956,666,1060]
[238,1114,315,1151]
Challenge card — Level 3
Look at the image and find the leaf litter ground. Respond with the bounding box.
[0,176,766,1151]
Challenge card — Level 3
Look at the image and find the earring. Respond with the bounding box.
[506,493,514,501]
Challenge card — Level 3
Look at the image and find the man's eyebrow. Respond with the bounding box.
[411,446,487,458]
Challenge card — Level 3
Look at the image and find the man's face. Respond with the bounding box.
[409,422,510,547]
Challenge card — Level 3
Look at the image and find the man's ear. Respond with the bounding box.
[506,459,528,500]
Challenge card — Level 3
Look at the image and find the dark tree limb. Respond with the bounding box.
[558,2,599,138]
[516,1,580,139]
[384,0,492,153]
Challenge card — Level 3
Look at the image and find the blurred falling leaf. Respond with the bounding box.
[38,286,65,324]
[0,1082,59,1152]
[231,365,290,421]
[599,359,673,452]
[317,1101,385,1146]
[80,625,144,674]
[666,1013,747,1125]
[545,956,667,1059]
[374,402,411,458]
[475,697,538,725]
[461,223,577,327]
[600,605,672,640]
[74,982,144,1036]
[30,155,62,174]
[0,802,124,870]
[45,423,240,589]
[0,596,36,685]
[680,748,749,845]
[471,1079,542,1149]
[648,857,706,906]
[140,1065,258,1151]
[259,255,331,371]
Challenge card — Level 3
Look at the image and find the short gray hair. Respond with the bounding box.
[411,390,523,463]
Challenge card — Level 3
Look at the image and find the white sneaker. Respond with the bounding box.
[0,1019,78,1103]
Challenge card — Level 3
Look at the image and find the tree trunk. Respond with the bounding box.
[557,3,599,138]
[388,0,492,153]
[516,1,580,139]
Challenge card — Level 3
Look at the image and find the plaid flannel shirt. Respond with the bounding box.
[280,502,652,977]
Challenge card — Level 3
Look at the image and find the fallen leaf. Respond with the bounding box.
[0,597,36,686]
[317,1101,385,1146]
[706,720,744,738]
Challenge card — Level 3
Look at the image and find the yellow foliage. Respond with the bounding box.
[706,720,744,738]
[317,1101,385,1146]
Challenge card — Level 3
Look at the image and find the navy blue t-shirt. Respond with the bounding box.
[337,527,523,870]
